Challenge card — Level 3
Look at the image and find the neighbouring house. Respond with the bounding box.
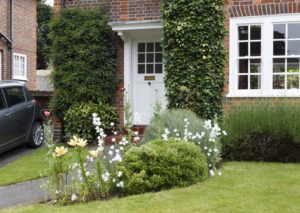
[53,0,300,140]
[0,0,37,91]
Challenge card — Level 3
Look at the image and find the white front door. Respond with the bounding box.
[133,41,166,125]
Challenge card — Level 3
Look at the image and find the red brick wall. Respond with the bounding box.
[54,0,162,22]
[0,0,37,90]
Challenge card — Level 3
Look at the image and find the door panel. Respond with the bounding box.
[0,89,14,148]
[133,41,167,125]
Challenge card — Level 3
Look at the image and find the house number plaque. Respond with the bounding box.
[144,76,155,81]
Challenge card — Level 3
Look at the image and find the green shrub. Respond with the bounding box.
[142,109,205,143]
[162,0,226,119]
[118,139,208,195]
[48,8,117,118]
[222,103,300,162]
[64,102,117,141]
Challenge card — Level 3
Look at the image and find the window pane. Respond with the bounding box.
[250,75,261,89]
[274,24,286,39]
[287,40,300,55]
[288,23,300,39]
[273,58,285,73]
[155,64,163,74]
[273,75,285,89]
[239,59,248,73]
[0,91,5,110]
[138,54,145,63]
[147,54,154,63]
[138,43,145,52]
[146,64,154,74]
[155,43,162,52]
[238,26,248,40]
[250,59,261,73]
[239,42,248,57]
[3,87,25,107]
[147,43,154,52]
[273,41,285,55]
[238,75,248,89]
[250,25,261,40]
[287,75,299,89]
[156,53,163,63]
[250,42,261,56]
[138,64,145,74]
[287,58,299,73]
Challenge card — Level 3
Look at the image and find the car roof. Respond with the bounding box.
[0,80,25,88]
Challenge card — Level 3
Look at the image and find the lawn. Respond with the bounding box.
[2,162,300,213]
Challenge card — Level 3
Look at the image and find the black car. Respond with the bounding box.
[0,81,44,154]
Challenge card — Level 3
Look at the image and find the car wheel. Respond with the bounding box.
[28,122,44,148]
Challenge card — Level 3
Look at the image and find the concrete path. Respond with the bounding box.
[0,178,49,209]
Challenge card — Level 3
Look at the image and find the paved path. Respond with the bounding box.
[0,178,49,209]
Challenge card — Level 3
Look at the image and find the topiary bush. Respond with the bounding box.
[162,0,226,119]
[64,102,117,141]
[222,104,300,162]
[117,139,208,195]
[48,8,117,118]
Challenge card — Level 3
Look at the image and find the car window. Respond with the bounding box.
[0,90,6,110]
[3,87,26,107]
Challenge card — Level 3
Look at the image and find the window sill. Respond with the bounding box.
[227,91,300,98]
[13,76,28,82]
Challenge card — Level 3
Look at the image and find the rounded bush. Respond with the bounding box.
[142,109,205,143]
[64,102,117,141]
[118,139,208,195]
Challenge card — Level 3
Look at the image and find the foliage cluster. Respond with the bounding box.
[118,139,208,195]
[162,0,227,119]
[64,102,117,141]
[48,8,117,118]
[222,103,300,162]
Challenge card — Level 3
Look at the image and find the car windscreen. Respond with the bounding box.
[3,87,26,107]
[0,90,6,110]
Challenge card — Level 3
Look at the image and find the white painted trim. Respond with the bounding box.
[13,53,28,81]
[229,13,300,97]
[111,22,162,32]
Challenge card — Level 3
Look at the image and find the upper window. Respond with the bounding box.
[229,15,300,97]
[3,87,26,107]
[13,53,27,80]
[137,42,163,74]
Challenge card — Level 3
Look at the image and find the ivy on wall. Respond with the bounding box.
[48,8,117,118]
[162,0,227,119]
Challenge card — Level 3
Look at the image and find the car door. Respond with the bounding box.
[0,89,15,149]
[3,87,34,141]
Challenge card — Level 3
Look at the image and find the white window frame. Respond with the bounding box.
[228,14,300,97]
[13,53,27,81]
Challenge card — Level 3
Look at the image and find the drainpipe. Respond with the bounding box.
[9,0,13,80]
[61,0,65,8]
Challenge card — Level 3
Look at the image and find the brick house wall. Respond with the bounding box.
[0,0,37,91]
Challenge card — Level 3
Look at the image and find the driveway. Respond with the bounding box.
[0,145,39,168]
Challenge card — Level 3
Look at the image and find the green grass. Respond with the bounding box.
[0,147,49,186]
[2,162,300,213]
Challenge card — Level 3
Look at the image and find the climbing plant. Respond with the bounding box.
[48,8,117,118]
[162,0,227,119]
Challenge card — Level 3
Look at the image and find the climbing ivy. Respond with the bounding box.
[162,0,227,119]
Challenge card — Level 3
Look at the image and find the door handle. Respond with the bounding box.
[5,112,13,117]
[27,105,33,109]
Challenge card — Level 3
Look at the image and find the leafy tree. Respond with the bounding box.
[37,0,53,69]
[162,0,227,119]
[48,8,117,118]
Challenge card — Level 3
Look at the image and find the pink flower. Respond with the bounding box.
[43,111,51,117]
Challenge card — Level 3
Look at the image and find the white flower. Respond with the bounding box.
[112,138,116,142]
[86,171,90,176]
[133,136,140,142]
[134,131,139,136]
[120,147,124,151]
[174,129,178,133]
[92,113,98,118]
[105,172,110,177]
[114,131,117,135]
[108,150,113,155]
[214,148,218,153]
[207,153,211,156]
[110,122,114,127]
[209,170,215,176]
[184,118,188,122]
[112,178,116,183]
[117,171,123,177]
[110,145,115,150]
[116,181,124,188]
[204,120,212,130]
[222,130,227,136]
[204,146,208,150]
[218,171,222,176]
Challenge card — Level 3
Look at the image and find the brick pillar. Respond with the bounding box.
[53,0,62,13]
[53,117,62,143]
